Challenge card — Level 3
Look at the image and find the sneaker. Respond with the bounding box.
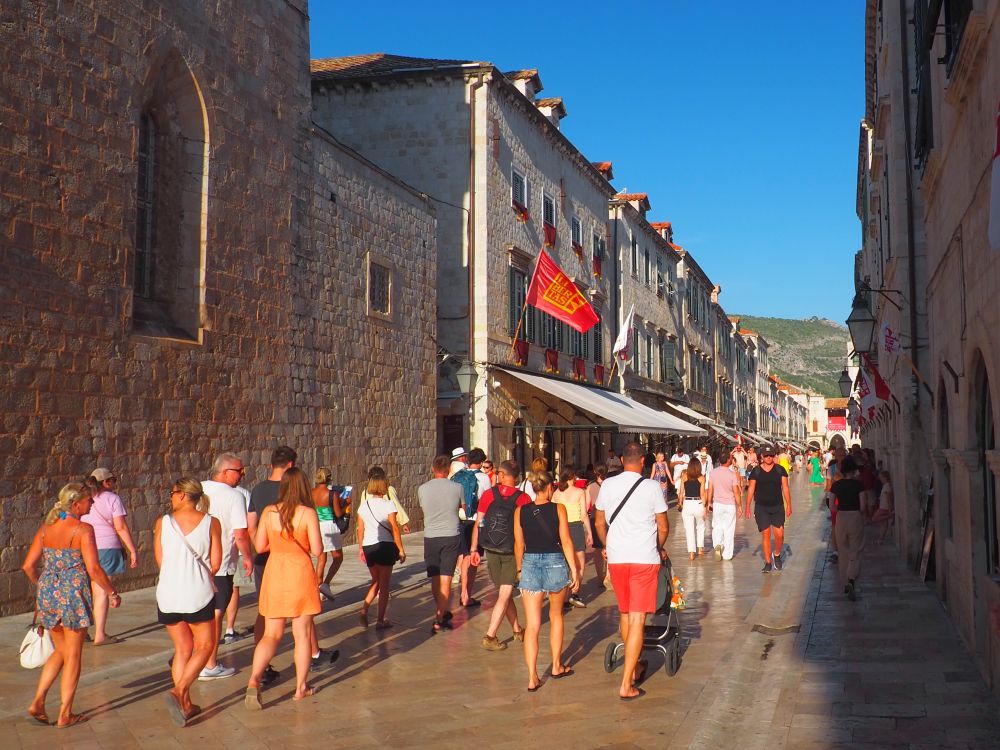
[198,664,236,681]
[318,583,335,602]
[761,561,773,574]
[713,545,723,561]
[310,648,340,672]
[846,580,857,602]
[772,554,782,572]
[481,635,507,652]
[569,595,587,609]
[219,631,238,645]
[261,665,280,686]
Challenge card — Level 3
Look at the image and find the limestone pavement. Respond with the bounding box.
[2,473,998,749]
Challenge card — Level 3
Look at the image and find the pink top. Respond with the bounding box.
[81,490,126,549]
[709,466,740,505]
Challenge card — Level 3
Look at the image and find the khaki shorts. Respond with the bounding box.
[486,551,518,587]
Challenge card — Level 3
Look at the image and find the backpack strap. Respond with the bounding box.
[608,477,646,526]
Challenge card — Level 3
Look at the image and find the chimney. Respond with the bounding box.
[505,69,543,100]
[535,97,566,129]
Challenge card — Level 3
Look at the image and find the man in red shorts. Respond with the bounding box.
[594,442,669,701]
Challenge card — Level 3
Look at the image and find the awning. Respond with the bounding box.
[660,400,714,424]
[710,424,740,444]
[499,368,705,436]
[744,430,773,446]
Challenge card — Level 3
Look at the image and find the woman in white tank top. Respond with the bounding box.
[154,478,222,727]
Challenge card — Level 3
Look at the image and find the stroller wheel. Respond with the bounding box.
[604,642,618,673]
[666,638,681,676]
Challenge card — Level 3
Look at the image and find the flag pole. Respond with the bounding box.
[508,296,530,363]
[606,357,618,387]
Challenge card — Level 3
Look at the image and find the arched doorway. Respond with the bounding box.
[829,433,847,451]
[512,419,527,477]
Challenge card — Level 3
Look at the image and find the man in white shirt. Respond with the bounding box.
[693,444,714,487]
[595,442,669,702]
[669,447,690,492]
[199,452,253,680]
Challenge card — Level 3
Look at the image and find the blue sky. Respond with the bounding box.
[310,1,863,321]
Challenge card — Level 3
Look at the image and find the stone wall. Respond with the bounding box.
[0,1,438,614]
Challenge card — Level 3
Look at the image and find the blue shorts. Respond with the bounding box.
[519,552,571,594]
[98,548,126,576]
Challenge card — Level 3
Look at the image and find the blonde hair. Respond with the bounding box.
[367,475,389,497]
[526,470,554,495]
[45,483,91,525]
[173,477,208,512]
[314,467,332,485]
[530,457,548,473]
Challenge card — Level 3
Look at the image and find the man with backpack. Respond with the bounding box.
[417,455,465,633]
[470,460,530,651]
[451,448,491,607]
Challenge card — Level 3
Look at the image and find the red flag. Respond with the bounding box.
[862,353,891,400]
[526,250,599,333]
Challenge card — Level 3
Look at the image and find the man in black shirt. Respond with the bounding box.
[829,456,866,600]
[745,447,791,573]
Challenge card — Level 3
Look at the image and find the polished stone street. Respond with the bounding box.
[2,473,999,749]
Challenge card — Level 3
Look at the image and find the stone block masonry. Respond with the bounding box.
[0,2,438,614]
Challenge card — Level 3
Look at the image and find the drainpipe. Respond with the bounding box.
[467,72,485,447]
[898,0,920,400]
[611,203,621,378]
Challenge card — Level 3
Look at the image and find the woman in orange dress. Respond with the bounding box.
[245,468,322,709]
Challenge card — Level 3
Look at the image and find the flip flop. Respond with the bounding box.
[184,705,202,720]
[551,668,575,679]
[93,636,124,646]
[512,629,525,642]
[164,692,187,727]
[244,686,262,711]
[293,686,317,700]
[634,659,649,686]
[527,682,542,693]
[26,711,50,726]
[619,688,647,702]
[56,713,88,728]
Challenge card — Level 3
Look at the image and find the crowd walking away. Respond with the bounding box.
[18,438,892,726]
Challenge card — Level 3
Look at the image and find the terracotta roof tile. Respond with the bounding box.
[592,161,613,173]
[311,53,484,80]
[614,192,648,202]
[535,97,563,108]
[650,221,672,231]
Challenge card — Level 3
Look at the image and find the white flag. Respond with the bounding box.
[990,99,1000,252]
[613,304,635,361]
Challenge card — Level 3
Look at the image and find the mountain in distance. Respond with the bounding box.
[732,315,850,397]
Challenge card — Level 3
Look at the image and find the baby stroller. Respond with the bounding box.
[603,558,682,677]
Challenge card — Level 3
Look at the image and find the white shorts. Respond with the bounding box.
[319,520,342,552]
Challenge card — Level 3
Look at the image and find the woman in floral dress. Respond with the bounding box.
[21,483,121,727]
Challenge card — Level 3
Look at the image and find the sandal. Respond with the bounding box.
[512,628,525,642]
[56,713,88,728]
[244,686,262,711]
[551,667,575,679]
[293,686,317,700]
[26,710,50,726]
[184,704,202,720]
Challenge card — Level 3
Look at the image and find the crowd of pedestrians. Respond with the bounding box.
[19,436,891,725]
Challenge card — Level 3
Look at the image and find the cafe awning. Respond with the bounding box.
[499,368,705,436]
[660,400,714,425]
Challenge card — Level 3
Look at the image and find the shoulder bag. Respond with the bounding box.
[608,477,646,525]
[19,611,54,669]
[167,515,218,592]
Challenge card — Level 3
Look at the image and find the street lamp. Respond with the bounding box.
[846,290,876,355]
[455,360,479,396]
[838,368,854,398]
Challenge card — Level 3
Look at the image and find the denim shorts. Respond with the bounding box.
[519,552,571,594]
[98,548,125,576]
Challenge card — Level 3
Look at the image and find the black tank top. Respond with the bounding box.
[684,478,701,499]
[520,502,562,553]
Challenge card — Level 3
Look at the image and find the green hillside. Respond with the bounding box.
[732,315,850,397]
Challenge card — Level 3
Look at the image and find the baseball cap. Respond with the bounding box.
[760,448,776,457]
[91,468,115,482]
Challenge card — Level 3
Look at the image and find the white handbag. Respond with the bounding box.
[19,617,54,669]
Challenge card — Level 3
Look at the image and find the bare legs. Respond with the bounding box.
[361,564,393,625]
[485,583,521,639]
[29,626,86,726]
[247,615,315,703]
[165,620,214,715]
[320,550,343,586]
[618,612,647,699]
[91,583,111,643]
[460,553,479,605]
[521,588,570,690]
[761,525,784,562]
[432,573,454,623]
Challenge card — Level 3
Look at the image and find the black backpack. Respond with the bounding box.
[480,488,524,554]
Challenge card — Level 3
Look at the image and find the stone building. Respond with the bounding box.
[854,0,1000,689]
[311,55,702,471]
[0,3,437,613]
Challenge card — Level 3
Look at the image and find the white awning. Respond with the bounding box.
[710,424,740,443]
[660,400,714,424]
[745,431,773,446]
[499,368,705,436]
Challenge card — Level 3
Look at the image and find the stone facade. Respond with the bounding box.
[0,3,437,614]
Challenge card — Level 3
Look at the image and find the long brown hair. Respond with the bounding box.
[557,465,578,492]
[685,458,703,480]
[276,467,313,536]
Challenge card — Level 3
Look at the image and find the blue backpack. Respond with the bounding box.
[451,468,481,518]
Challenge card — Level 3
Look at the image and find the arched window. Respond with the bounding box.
[975,367,997,574]
[132,51,208,340]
